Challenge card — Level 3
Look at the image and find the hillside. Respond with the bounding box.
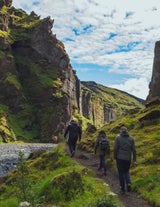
[81,81,144,120]
[0,1,144,143]
[80,104,160,207]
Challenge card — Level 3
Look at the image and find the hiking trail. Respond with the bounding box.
[66,146,152,207]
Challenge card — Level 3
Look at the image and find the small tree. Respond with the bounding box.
[14,151,33,204]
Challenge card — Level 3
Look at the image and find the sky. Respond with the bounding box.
[12,0,160,100]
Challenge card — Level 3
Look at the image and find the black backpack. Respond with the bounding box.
[99,137,109,153]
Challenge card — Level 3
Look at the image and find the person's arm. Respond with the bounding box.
[64,126,69,138]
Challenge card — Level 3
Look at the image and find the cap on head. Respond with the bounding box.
[120,126,128,132]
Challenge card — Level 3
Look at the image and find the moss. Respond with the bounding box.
[5,73,22,90]
[0,108,16,143]
[9,103,40,141]
[11,13,41,29]
[44,170,84,202]
[0,5,7,14]
[0,30,8,37]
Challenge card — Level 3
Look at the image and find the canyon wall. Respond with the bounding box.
[0,1,144,142]
[146,41,160,106]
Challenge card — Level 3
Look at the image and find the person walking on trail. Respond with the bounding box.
[64,120,82,157]
[114,126,136,195]
[94,130,110,176]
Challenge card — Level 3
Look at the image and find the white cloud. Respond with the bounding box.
[109,77,149,100]
[12,0,160,99]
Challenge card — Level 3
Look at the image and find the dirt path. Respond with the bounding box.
[66,146,152,207]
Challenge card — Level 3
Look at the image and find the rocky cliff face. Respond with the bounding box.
[80,81,143,127]
[0,0,79,142]
[0,1,144,143]
[146,41,160,106]
[80,84,117,127]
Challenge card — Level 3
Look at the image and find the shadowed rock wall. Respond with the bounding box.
[146,41,160,106]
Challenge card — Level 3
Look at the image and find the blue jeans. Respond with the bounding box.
[99,155,107,172]
[116,159,131,192]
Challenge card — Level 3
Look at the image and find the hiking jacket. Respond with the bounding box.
[64,122,82,144]
[114,132,136,161]
[94,135,110,156]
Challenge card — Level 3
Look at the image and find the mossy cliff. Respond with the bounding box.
[0,0,80,142]
[0,0,144,143]
[80,81,144,128]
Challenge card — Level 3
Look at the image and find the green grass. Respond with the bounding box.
[80,104,160,206]
[0,198,18,207]
[81,81,144,116]
[0,144,124,207]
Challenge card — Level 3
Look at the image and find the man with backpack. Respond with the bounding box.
[94,130,110,176]
[64,120,82,157]
[114,126,136,195]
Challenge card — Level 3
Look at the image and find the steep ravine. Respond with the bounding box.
[0,0,144,143]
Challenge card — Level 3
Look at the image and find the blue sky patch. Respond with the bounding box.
[32,1,40,6]
[72,24,93,36]
[125,11,134,19]
[63,38,74,42]
[72,62,134,86]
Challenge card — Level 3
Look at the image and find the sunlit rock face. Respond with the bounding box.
[0,1,80,142]
[146,41,160,106]
[0,1,144,143]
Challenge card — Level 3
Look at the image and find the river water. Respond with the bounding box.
[0,143,56,177]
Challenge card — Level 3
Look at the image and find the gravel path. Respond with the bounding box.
[66,146,153,207]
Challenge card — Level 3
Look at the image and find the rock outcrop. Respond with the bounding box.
[0,1,144,143]
[146,41,160,106]
[81,81,143,127]
[0,1,79,142]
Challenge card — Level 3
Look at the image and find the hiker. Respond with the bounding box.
[94,130,110,176]
[64,120,82,157]
[114,126,136,195]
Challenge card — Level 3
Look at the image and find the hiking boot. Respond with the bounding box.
[119,189,125,195]
[97,167,102,171]
[70,151,75,157]
[104,171,107,176]
[127,184,131,192]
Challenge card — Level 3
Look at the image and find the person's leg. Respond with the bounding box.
[68,143,74,157]
[100,155,107,175]
[98,155,103,170]
[124,161,131,191]
[116,159,125,194]
[71,143,76,157]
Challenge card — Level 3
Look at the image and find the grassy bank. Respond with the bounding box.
[0,144,123,207]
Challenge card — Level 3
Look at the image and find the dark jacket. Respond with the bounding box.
[94,134,110,156]
[64,121,82,144]
[114,132,136,161]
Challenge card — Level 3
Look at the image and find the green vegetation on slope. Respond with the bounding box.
[81,81,144,116]
[81,105,160,207]
[0,144,123,207]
